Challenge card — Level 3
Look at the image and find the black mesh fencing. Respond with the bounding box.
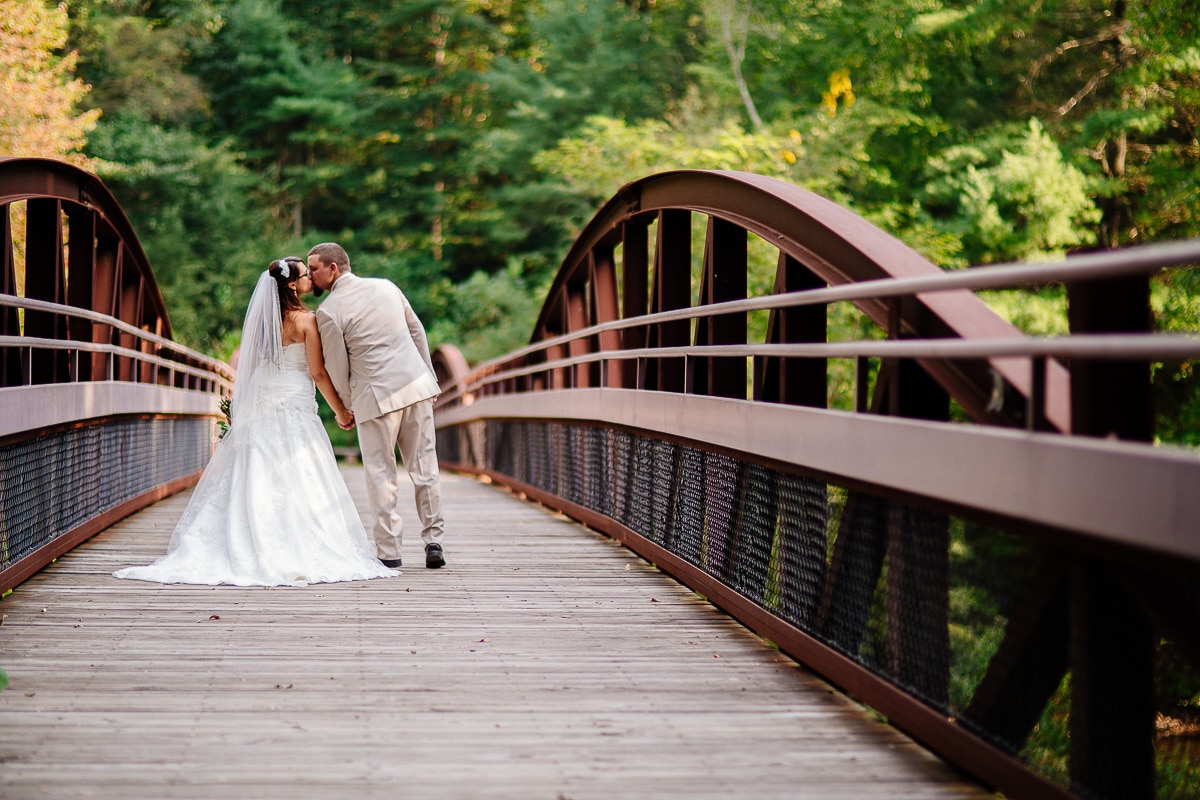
[438,418,1200,798]
[0,418,214,570]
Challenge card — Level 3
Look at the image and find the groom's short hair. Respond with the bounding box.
[309,242,351,272]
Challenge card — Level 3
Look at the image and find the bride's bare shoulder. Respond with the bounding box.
[283,310,316,344]
[295,310,321,337]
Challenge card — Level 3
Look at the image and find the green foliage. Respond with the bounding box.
[522,0,704,126]
[1022,674,1072,786]
[194,0,364,215]
[68,4,209,126]
[1154,642,1200,798]
[977,287,1070,337]
[1,0,99,163]
[426,259,546,364]
[86,114,283,351]
[216,396,232,439]
[1158,754,1200,800]
[922,119,1101,264]
[534,114,805,206]
[44,0,1199,446]
[1152,269,1200,446]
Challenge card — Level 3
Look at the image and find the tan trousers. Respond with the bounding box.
[356,399,444,560]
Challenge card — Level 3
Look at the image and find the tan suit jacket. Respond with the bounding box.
[316,273,440,423]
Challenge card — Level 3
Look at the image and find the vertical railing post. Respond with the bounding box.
[884,355,951,706]
[855,356,870,413]
[1065,275,1154,800]
[91,231,119,381]
[24,198,69,384]
[566,283,588,388]
[115,277,139,382]
[1,207,22,386]
[65,206,96,380]
[695,217,747,398]
[621,219,650,389]
[821,310,951,702]
[757,252,826,407]
[590,245,622,387]
[649,209,690,392]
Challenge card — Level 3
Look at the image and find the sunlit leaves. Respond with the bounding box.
[534,114,808,205]
[0,0,98,163]
[922,119,1101,263]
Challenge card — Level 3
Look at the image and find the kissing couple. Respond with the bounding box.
[115,243,446,586]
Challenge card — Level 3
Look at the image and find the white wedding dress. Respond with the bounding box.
[115,274,397,587]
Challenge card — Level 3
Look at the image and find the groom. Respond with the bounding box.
[306,242,446,569]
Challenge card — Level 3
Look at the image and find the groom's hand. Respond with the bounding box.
[336,409,355,430]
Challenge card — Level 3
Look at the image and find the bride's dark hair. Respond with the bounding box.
[268,257,306,317]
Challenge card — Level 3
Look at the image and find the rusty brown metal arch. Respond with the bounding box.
[1,157,229,595]
[0,156,175,386]
[530,169,1069,430]
[432,171,1200,800]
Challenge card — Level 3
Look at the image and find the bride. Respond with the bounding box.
[114,258,398,586]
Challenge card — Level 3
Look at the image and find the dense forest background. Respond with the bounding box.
[5,3,1200,783]
[3,0,1199,435]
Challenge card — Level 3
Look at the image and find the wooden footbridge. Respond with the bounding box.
[3,157,1200,799]
[0,466,989,798]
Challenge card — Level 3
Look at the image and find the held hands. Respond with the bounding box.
[335,408,356,430]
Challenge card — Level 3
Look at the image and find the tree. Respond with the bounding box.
[700,0,766,130]
[2,0,101,293]
[922,118,1101,264]
[912,0,1200,246]
[0,0,100,163]
[66,0,291,350]
[425,258,544,362]
[194,0,363,237]
[260,1,508,289]
[68,2,209,127]
[51,0,1197,364]
[461,0,707,283]
[86,115,283,353]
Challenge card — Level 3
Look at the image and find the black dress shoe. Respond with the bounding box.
[425,542,445,569]
[380,557,402,568]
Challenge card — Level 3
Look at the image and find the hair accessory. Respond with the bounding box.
[278,260,291,279]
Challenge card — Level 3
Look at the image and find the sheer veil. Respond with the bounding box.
[230,271,283,427]
[121,266,398,585]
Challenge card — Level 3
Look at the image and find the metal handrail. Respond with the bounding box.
[438,247,1200,409]
[0,293,233,382]
[0,334,234,392]
[451,238,1200,386]
[0,157,229,599]
[430,169,1200,800]
[441,333,1200,405]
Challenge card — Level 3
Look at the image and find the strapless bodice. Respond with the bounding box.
[282,341,308,370]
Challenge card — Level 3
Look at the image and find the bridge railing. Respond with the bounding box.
[0,294,231,394]
[432,171,1200,800]
[1,157,231,594]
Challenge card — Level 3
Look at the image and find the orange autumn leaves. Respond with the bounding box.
[1,0,99,166]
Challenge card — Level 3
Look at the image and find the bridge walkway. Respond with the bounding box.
[0,467,990,799]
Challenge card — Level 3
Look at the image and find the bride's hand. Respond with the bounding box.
[336,408,355,430]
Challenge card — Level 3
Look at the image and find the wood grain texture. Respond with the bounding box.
[0,467,992,799]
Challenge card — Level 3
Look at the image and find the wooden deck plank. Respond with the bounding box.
[0,468,992,799]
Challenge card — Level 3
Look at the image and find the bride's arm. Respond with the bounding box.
[300,313,355,429]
